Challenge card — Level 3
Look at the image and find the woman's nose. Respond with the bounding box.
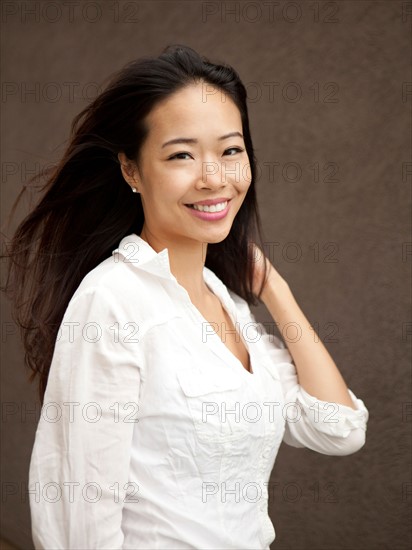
[199,159,233,188]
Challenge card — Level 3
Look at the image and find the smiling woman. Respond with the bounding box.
[116,81,252,267]
[1,44,369,550]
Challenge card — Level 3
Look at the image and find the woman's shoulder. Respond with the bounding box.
[66,236,178,326]
[71,251,139,300]
[67,243,154,318]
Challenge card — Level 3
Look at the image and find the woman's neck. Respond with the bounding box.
[139,228,211,303]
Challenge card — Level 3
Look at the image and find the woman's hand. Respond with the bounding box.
[249,242,287,299]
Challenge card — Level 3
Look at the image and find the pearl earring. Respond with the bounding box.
[132,187,138,193]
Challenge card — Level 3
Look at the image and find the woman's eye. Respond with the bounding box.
[224,147,244,156]
[168,152,192,160]
[168,147,244,160]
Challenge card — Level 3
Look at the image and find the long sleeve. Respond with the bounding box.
[255,320,369,456]
[228,290,369,457]
[28,285,145,549]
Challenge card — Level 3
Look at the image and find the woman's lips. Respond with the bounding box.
[184,199,231,221]
[185,197,232,206]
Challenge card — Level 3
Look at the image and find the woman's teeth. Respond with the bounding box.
[187,201,228,213]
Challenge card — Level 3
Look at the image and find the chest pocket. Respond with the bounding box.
[176,368,248,444]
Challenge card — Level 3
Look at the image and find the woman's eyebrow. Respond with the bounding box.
[161,131,244,149]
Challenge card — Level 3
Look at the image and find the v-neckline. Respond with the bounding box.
[193,282,255,377]
[210,294,253,374]
[168,266,255,377]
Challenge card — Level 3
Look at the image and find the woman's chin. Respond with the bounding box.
[203,231,231,245]
[177,223,233,245]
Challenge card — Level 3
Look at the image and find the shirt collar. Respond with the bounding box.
[113,233,174,281]
[112,233,233,308]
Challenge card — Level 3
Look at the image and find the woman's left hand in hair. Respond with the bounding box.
[249,242,288,300]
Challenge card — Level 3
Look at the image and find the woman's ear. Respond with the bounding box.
[118,152,139,190]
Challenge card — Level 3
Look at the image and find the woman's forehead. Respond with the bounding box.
[144,87,242,142]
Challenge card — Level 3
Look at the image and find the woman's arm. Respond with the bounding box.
[252,244,356,409]
[29,286,144,549]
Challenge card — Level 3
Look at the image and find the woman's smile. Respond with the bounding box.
[184,198,231,220]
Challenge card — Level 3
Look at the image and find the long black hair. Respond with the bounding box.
[1,44,268,404]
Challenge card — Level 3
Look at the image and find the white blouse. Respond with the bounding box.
[28,233,369,550]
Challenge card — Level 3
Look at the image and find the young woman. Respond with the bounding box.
[2,44,369,549]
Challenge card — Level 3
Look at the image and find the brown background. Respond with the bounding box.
[1,1,411,549]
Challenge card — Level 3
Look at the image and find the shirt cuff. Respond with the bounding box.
[295,386,369,438]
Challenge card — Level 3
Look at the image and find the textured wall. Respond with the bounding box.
[1,1,410,549]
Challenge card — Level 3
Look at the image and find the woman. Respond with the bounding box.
[2,44,369,549]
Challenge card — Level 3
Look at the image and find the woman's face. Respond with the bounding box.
[121,81,252,245]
